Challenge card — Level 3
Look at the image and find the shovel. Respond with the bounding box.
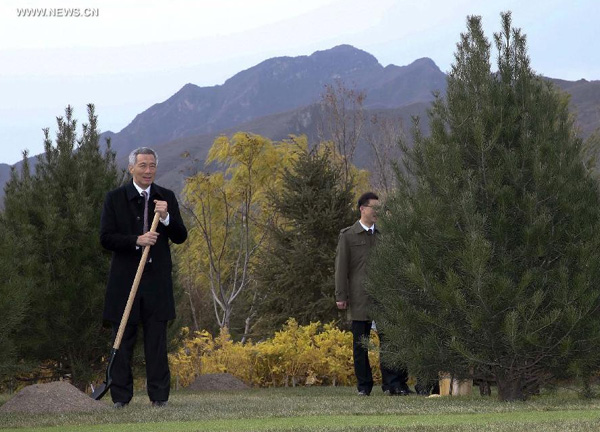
[91,212,161,400]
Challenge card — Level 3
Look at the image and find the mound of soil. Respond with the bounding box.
[0,381,109,414]
[187,373,250,391]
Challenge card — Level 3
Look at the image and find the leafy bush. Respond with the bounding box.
[169,318,382,387]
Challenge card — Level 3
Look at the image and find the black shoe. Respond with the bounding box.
[415,381,439,396]
[398,384,414,395]
[384,388,409,396]
[152,400,168,407]
[113,401,128,409]
[357,390,370,396]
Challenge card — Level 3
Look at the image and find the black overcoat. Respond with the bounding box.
[100,180,187,323]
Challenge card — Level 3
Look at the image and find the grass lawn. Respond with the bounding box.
[1,386,600,431]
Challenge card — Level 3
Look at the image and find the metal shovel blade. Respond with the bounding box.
[91,348,117,400]
[91,380,110,400]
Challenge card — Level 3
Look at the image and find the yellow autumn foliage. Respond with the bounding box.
[169,318,382,388]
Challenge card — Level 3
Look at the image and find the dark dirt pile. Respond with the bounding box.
[0,381,109,413]
[187,373,250,391]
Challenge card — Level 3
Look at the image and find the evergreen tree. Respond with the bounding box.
[2,105,123,389]
[254,143,355,336]
[366,13,600,401]
[0,222,31,384]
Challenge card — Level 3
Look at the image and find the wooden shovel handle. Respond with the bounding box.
[112,212,161,349]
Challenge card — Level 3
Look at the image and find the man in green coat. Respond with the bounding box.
[335,192,409,396]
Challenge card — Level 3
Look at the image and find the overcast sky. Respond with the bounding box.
[0,0,597,164]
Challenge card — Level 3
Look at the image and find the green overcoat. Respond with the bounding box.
[335,220,378,321]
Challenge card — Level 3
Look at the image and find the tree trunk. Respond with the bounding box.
[241,290,257,344]
[495,375,525,401]
[223,304,231,330]
[478,380,491,396]
[241,314,252,344]
[187,290,199,331]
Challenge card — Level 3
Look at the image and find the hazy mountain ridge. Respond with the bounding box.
[2,45,599,203]
[104,45,446,158]
[548,78,600,138]
[0,164,11,188]
[146,101,431,194]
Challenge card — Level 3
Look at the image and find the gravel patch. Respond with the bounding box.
[0,381,109,413]
[187,373,250,391]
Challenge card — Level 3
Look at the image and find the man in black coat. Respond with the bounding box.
[100,147,187,408]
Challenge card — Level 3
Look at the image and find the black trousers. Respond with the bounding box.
[351,320,408,394]
[110,270,170,403]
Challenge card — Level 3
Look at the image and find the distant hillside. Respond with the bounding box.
[2,45,599,204]
[0,163,11,187]
[141,101,431,195]
[104,45,446,158]
[550,78,600,138]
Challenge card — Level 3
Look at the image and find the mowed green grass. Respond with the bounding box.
[1,386,600,431]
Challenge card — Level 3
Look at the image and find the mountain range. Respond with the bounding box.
[1,44,599,201]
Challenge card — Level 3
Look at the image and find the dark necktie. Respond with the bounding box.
[367,228,373,235]
[142,191,149,233]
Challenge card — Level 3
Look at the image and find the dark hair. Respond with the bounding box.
[358,192,379,210]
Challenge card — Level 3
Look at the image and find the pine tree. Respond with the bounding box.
[0,222,30,383]
[2,105,123,389]
[366,13,600,401]
[254,143,355,336]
